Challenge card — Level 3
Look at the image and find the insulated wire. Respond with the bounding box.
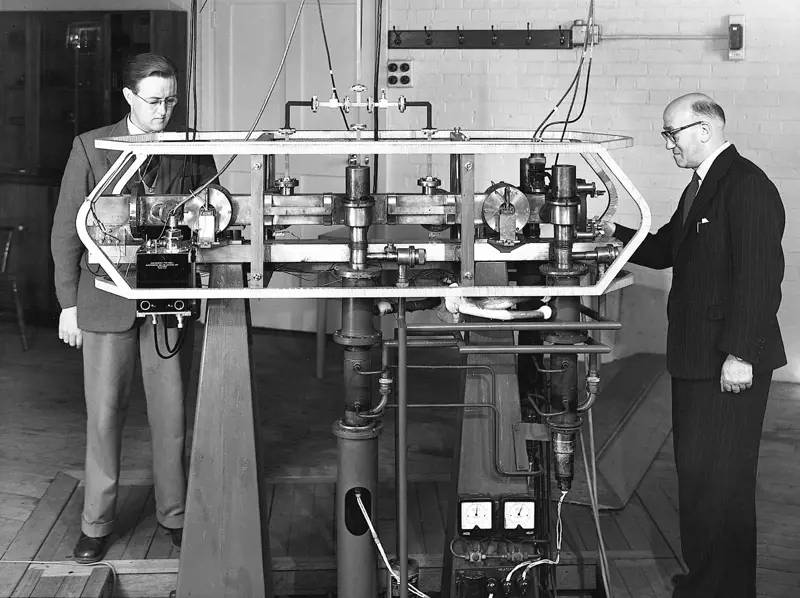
[355,492,431,598]
[532,0,595,140]
[372,0,384,194]
[580,409,613,596]
[169,0,308,219]
[316,0,349,130]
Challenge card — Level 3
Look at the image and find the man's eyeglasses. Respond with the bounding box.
[133,92,179,109]
[661,121,704,144]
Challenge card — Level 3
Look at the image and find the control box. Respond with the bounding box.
[135,244,196,321]
[387,60,413,87]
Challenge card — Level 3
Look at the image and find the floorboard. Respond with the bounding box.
[0,325,798,596]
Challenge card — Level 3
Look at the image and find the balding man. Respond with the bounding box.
[607,93,785,598]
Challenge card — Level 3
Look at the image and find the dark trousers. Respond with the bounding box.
[671,372,772,598]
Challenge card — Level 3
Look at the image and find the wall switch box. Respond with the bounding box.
[728,15,745,61]
[387,60,413,87]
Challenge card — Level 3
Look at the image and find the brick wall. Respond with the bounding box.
[384,0,800,382]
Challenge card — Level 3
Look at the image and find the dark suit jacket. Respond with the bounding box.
[51,117,218,333]
[615,144,786,379]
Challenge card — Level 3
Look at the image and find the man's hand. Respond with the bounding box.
[58,306,83,349]
[720,354,753,393]
[602,221,616,238]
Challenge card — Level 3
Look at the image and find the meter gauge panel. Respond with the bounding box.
[500,496,536,538]
[457,496,495,538]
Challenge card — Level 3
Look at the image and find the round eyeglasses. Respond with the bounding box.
[134,92,179,109]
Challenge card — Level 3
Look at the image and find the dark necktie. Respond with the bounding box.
[140,155,161,192]
[682,171,701,223]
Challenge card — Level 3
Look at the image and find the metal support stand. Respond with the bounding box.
[176,264,273,597]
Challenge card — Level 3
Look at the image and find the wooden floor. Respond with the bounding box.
[1,323,799,597]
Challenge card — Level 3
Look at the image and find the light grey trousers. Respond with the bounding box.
[81,319,193,537]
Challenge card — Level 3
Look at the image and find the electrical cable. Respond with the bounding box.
[167,0,308,220]
[580,410,613,596]
[372,0,384,194]
[153,316,187,360]
[316,0,349,130]
[532,0,595,140]
[355,492,431,598]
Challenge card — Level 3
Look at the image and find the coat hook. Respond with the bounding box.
[393,26,402,46]
[424,26,432,46]
[526,22,532,46]
[457,25,464,46]
[491,25,497,46]
[558,25,565,46]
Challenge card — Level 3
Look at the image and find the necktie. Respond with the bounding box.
[682,171,701,223]
[140,154,161,193]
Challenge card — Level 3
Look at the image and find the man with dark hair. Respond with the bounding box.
[606,92,785,597]
[51,53,217,564]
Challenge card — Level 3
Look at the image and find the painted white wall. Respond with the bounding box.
[380,0,800,383]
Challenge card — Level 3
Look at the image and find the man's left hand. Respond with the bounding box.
[720,354,753,393]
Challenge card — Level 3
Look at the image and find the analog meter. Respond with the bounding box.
[457,497,495,538]
[501,496,536,538]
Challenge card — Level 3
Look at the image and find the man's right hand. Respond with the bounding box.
[59,307,83,349]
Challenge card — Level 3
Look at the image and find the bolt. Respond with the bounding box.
[253,162,262,170]
[465,162,473,171]
[464,272,473,280]
[252,273,262,281]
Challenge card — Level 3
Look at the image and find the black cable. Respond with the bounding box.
[316,0,349,130]
[551,59,585,167]
[153,316,186,360]
[540,58,593,138]
[372,0,384,194]
[532,54,585,140]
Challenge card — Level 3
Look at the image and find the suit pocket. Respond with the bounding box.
[706,303,724,321]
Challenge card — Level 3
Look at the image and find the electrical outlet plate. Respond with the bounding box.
[727,15,745,61]
[387,59,413,88]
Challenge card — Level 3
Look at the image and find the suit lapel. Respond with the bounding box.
[102,118,132,171]
[673,145,738,252]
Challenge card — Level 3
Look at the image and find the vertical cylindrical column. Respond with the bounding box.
[334,423,379,598]
[396,297,409,598]
[333,269,382,598]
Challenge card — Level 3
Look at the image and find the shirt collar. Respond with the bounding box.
[695,141,731,183]
[127,115,146,135]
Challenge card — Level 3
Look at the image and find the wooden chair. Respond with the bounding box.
[0,225,29,351]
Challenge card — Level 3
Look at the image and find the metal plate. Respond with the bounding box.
[482,182,530,232]
[182,184,233,233]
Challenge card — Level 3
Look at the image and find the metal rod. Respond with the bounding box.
[386,364,544,478]
[383,338,462,348]
[459,342,611,355]
[579,304,618,323]
[406,321,621,332]
[602,33,726,41]
[405,101,433,129]
[397,296,408,598]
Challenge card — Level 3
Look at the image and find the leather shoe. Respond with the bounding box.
[74,533,110,564]
[159,524,182,548]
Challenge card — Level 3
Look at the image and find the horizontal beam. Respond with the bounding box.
[388,28,573,50]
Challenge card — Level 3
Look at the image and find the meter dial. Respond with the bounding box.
[502,500,535,533]
[458,499,494,537]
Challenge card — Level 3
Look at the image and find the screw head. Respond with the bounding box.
[465,162,473,171]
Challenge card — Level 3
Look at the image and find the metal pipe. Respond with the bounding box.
[405,321,621,332]
[284,100,312,129]
[387,364,544,478]
[405,101,433,129]
[602,33,726,41]
[384,338,463,349]
[397,297,408,598]
[459,342,611,355]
